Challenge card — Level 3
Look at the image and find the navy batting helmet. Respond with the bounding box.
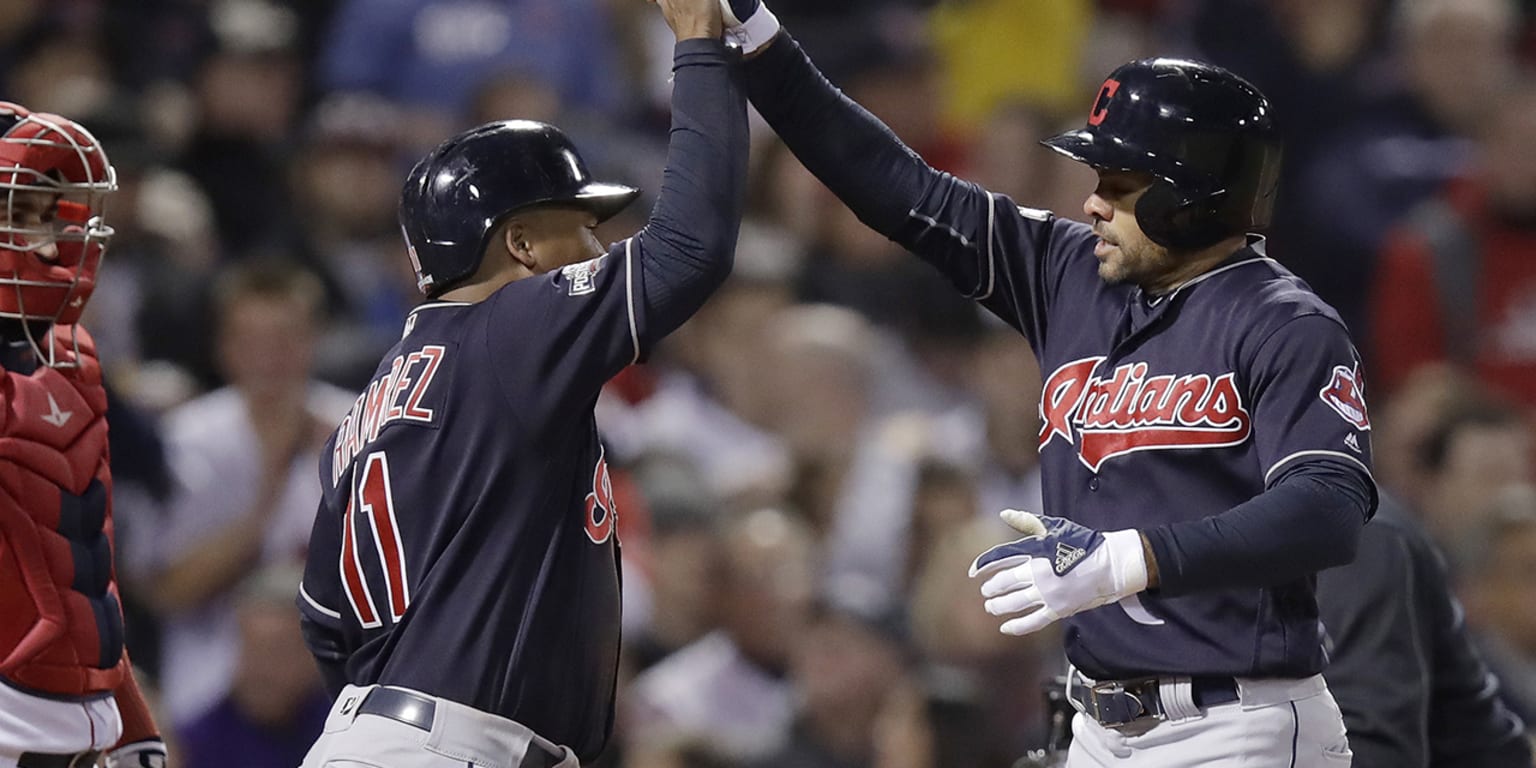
[1042,58,1281,250]
[399,120,640,296]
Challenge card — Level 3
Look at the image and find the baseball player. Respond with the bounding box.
[295,0,747,765]
[0,104,166,768]
[717,5,1375,766]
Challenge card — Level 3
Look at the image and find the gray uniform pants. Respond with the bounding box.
[301,685,580,768]
[1066,672,1353,767]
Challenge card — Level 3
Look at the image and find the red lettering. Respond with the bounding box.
[1036,358,1253,471]
[332,412,351,487]
[1172,376,1212,425]
[584,450,617,544]
[1039,357,1104,449]
[384,355,407,423]
[359,452,410,621]
[1204,374,1246,428]
[340,494,381,628]
[1134,376,1172,425]
[403,346,444,422]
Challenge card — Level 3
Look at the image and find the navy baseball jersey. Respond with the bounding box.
[298,39,747,762]
[742,35,1376,681]
[913,214,1372,679]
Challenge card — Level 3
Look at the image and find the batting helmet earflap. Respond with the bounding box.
[1042,58,1282,251]
[399,120,640,297]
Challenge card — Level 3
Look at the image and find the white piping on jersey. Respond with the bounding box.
[625,237,640,365]
[408,301,472,315]
[1263,449,1373,486]
[299,581,343,620]
[1162,256,1283,302]
[977,193,997,300]
[905,200,998,299]
[908,210,974,247]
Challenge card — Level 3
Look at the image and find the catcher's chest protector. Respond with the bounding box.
[0,330,126,696]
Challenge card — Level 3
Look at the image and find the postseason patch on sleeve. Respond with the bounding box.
[1318,363,1370,430]
[560,255,605,296]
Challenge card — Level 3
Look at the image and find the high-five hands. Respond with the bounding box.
[717,0,780,54]
[969,509,1150,636]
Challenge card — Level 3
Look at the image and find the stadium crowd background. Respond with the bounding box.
[3,0,1535,765]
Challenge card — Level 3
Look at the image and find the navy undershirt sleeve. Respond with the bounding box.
[633,38,749,343]
[1143,461,1372,596]
[741,33,937,239]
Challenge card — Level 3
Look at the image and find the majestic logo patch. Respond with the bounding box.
[1040,357,1253,471]
[1319,364,1370,430]
[562,255,603,296]
[1054,542,1087,575]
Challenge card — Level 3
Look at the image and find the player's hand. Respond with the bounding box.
[718,0,780,55]
[654,0,723,42]
[968,509,1149,636]
[104,738,168,768]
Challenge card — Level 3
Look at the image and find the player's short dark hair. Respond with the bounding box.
[211,259,326,328]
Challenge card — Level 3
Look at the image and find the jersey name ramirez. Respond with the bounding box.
[1040,356,1252,471]
[332,345,447,487]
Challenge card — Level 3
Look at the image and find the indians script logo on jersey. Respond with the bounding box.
[1319,363,1370,430]
[1040,356,1252,471]
[584,447,618,544]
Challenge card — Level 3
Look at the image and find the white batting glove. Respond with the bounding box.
[968,509,1149,636]
[719,0,780,55]
[104,739,168,768]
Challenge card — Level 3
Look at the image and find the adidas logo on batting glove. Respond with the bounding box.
[969,509,1150,636]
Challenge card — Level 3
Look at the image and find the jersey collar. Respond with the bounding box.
[402,300,471,338]
[1145,235,1274,306]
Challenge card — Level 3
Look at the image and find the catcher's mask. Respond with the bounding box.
[0,102,116,367]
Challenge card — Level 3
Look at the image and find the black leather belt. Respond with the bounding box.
[1069,674,1240,728]
[17,751,101,768]
[356,687,565,768]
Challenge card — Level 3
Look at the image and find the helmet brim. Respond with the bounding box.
[574,182,641,223]
[1040,129,1211,203]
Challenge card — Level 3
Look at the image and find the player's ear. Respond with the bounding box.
[502,220,537,271]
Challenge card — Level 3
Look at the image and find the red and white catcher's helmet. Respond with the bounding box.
[0,101,115,330]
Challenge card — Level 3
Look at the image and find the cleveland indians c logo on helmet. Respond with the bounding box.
[1088,79,1121,126]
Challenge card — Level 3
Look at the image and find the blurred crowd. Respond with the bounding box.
[4,0,1536,766]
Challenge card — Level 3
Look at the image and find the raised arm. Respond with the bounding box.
[722,1,1077,349]
[629,0,750,343]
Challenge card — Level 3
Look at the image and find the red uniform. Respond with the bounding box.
[0,97,162,766]
[0,326,157,749]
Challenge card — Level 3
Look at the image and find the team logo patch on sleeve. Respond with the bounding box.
[561,255,604,296]
[1319,364,1370,430]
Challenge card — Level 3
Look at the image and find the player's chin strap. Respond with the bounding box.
[104,738,167,768]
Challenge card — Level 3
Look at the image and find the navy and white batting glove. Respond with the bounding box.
[719,0,780,55]
[968,509,1149,636]
[105,738,168,768]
